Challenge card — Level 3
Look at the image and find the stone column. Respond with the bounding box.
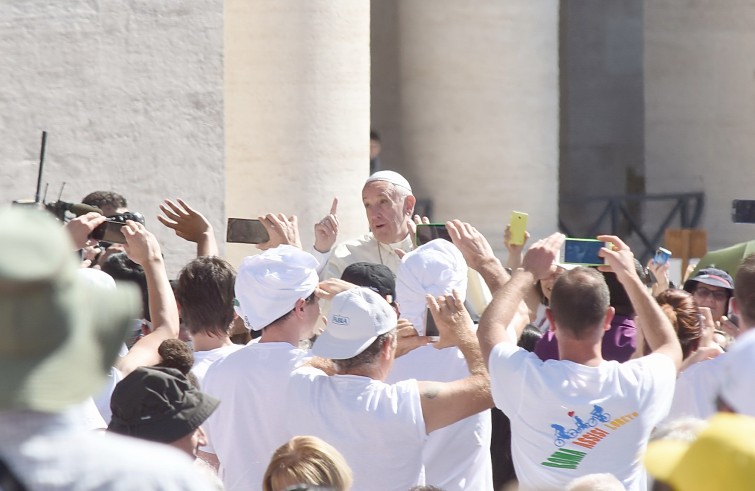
[225,1,370,267]
[645,1,755,251]
[393,1,560,250]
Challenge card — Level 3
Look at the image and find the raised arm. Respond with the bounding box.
[446,219,509,293]
[418,291,493,434]
[116,221,180,375]
[477,233,563,364]
[598,235,682,370]
[158,199,219,257]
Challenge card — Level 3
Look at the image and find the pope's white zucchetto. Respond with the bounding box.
[234,245,319,331]
[364,170,412,194]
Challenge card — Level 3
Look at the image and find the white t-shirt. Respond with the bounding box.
[191,344,244,386]
[286,366,428,491]
[202,342,310,491]
[489,343,676,491]
[387,345,493,491]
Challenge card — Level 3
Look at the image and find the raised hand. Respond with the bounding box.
[314,197,339,253]
[256,213,302,250]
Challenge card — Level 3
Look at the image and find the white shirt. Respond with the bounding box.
[489,343,676,491]
[191,344,244,386]
[321,233,413,280]
[0,408,213,490]
[201,342,309,491]
[286,366,428,491]
[387,345,493,491]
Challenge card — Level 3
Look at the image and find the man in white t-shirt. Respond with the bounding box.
[175,256,243,385]
[200,246,321,491]
[447,222,681,491]
[286,287,494,491]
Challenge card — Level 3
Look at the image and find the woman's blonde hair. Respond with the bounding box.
[263,436,353,491]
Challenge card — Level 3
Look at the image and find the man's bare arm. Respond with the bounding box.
[446,219,509,293]
[598,235,682,370]
[477,233,564,364]
[116,221,180,376]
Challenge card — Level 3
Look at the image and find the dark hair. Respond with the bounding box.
[156,339,194,375]
[735,254,755,326]
[518,324,543,353]
[265,291,317,329]
[176,257,236,337]
[550,267,610,339]
[655,289,702,360]
[101,252,149,320]
[369,130,380,142]
[333,331,394,373]
[603,271,634,316]
[82,191,127,211]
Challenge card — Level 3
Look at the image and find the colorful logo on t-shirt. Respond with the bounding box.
[550,404,611,447]
[540,406,640,470]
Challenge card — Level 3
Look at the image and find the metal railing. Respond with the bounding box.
[559,192,704,262]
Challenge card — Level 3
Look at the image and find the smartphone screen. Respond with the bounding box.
[563,238,606,266]
[653,247,672,266]
[732,200,755,223]
[226,218,270,244]
[425,308,439,338]
[416,223,451,246]
[508,211,528,246]
[91,220,126,244]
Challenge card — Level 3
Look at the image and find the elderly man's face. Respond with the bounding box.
[362,181,413,244]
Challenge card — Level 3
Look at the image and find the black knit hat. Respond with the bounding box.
[108,366,219,443]
[341,262,396,301]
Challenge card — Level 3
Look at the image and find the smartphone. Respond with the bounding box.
[653,247,672,266]
[425,308,439,339]
[226,218,270,244]
[91,220,127,244]
[732,200,755,223]
[562,238,607,266]
[416,223,451,246]
[508,211,529,246]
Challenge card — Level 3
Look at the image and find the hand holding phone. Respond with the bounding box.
[91,220,127,244]
[508,211,528,246]
[652,247,672,266]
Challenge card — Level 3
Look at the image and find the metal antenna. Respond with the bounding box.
[34,131,47,203]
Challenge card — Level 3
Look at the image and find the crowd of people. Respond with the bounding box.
[1,169,754,491]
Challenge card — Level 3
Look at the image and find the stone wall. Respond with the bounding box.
[645,1,755,255]
[0,0,224,276]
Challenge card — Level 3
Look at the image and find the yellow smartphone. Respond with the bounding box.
[508,211,528,246]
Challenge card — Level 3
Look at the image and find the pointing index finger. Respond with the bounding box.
[329,197,338,216]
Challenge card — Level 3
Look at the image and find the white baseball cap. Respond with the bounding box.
[312,287,398,360]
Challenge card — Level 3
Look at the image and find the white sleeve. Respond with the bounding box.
[309,246,332,275]
[488,342,533,416]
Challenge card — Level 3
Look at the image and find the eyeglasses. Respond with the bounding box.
[693,287,728,302]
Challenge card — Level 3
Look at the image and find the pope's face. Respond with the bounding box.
[362,181,413,244]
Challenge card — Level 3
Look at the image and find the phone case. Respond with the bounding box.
[509,211,528,246]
